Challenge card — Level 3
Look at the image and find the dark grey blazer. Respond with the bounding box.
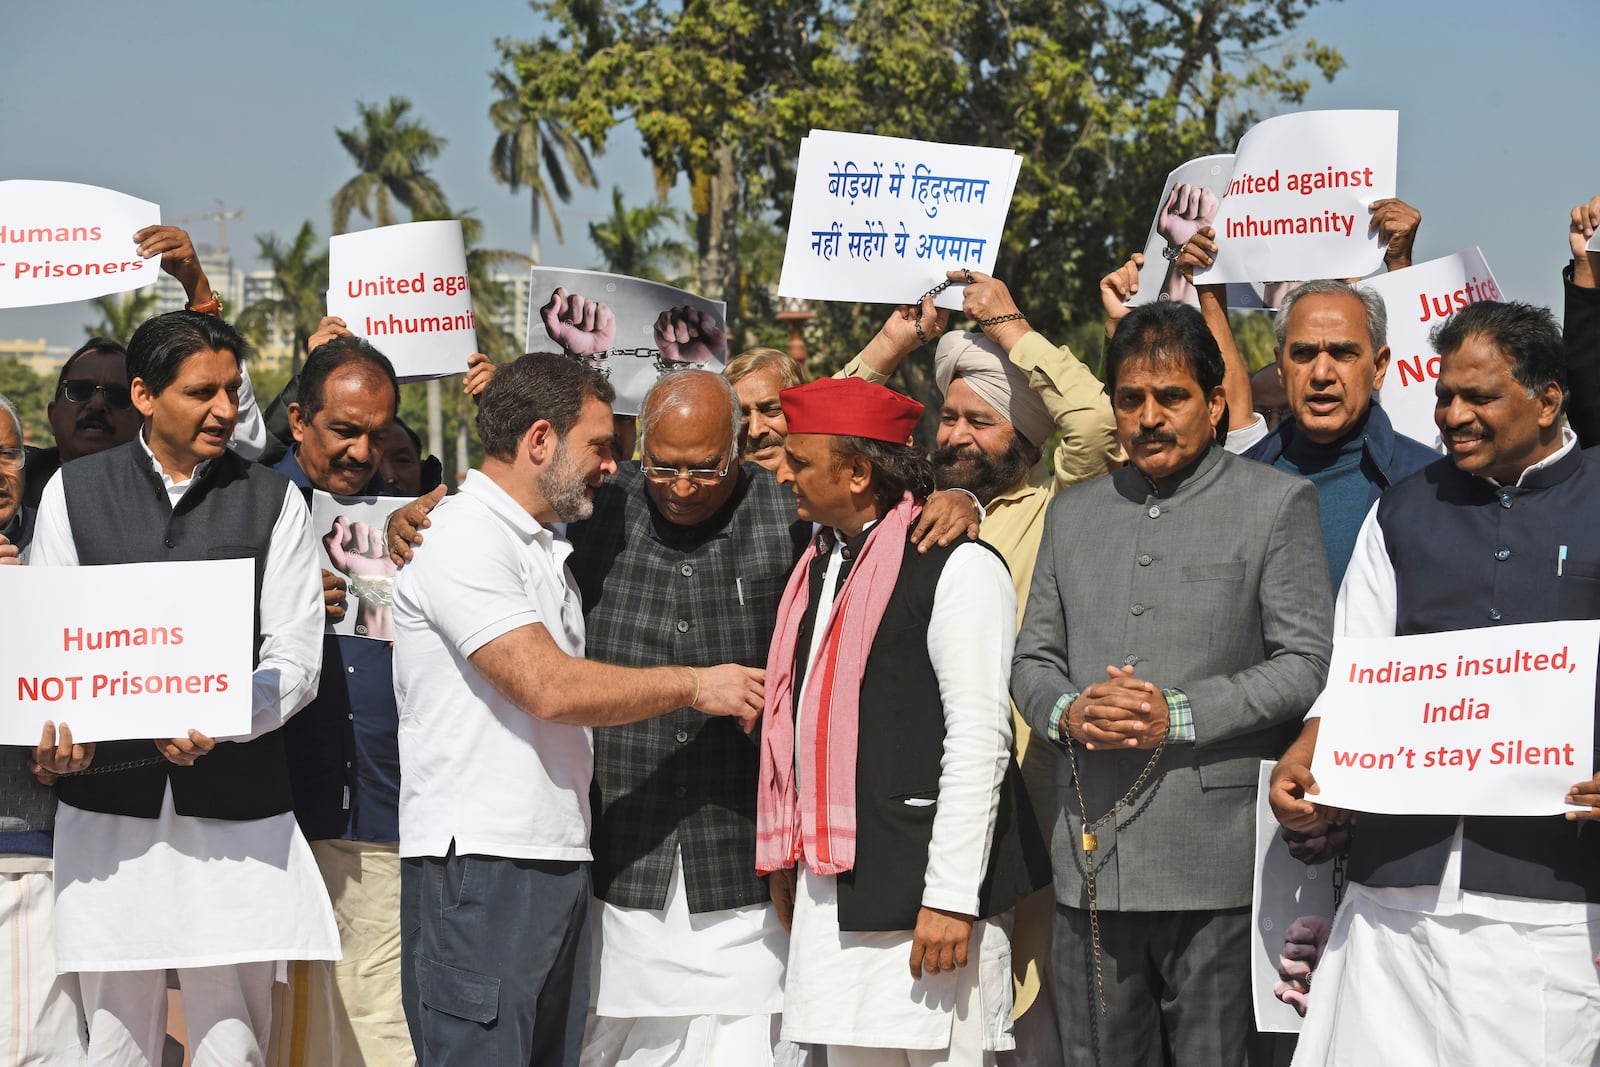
[1011,444,1332,912]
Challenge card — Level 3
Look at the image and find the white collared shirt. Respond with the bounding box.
[392,469,593,860]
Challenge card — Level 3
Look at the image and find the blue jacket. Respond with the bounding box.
[274,449,402,843]
[1243,402,1438,509]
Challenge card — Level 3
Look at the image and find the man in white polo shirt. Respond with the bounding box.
[392,352,766,1067]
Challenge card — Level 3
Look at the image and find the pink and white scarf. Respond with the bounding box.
[755,493,917,875]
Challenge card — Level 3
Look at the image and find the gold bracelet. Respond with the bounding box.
[686,666,701,708]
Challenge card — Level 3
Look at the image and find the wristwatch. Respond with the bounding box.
[185,294,223,315]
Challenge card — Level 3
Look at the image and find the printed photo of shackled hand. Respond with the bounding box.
[1273,914,1333,1016]
[1157,182,1219,307]
[324,515,398,640]
[542,287,617,356]
[654,305,726,366]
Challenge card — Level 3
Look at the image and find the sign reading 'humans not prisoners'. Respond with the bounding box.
[1310,620,1600,817]
[0,558,254,744]
[0,180,162,308]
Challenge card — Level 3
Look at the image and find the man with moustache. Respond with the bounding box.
[30,311,336,1065]
[1271,302,1600,1067]
[1012,301,1332,1065]
[391,353,769,1066]
[266,336,413,1066]
[724,347,805,472]
[836,271,1121,1063]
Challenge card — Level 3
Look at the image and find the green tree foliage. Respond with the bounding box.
[235,221,330,369]
[85,288,160,344]
[496,0,1343,374]
[0,358,55,445]
[332,97,450,234]
[489,63,599,262]
[588,187,691,283]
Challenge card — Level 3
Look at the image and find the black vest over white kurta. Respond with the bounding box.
[55,441,293,821]
[1350,446,1600,902]
[795,529,1049,932]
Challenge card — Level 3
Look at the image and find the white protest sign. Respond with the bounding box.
[310,490,399,641]
[1588,230,1600,254]
[0,180,161,308]
[326,219,476,380]
[1368,248,1504,451]
[1250,761,1337,1033]
[1310,620,1600,816]
[526,266,727,415]
[1197,110,1398,285]
[778,130,1022,310]
[1128,154,1265,312]
[0,559,254,744]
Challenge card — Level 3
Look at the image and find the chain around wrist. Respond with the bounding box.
[975,312,1026,328]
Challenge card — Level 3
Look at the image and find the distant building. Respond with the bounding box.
[0,337,70,378]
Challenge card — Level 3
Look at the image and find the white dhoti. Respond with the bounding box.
[582,851,788,1067]
[54,788,340,1067]
[781,867,1013,1063]
[1293,882,1600,1067]
[0,859,86,1065]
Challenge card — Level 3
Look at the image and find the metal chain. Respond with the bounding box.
[1064,727,1168,1021]
[54,755,167,777]
[913,279,955,345]
[975,312,1026,328]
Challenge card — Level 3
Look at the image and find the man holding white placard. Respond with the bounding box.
[29,311,335,1067]
[1270,301,1600,1066]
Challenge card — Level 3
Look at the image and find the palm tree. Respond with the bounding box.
[332,97,449,234]
[488,66,597,264]
[233,221,328,375]
[85,287,160,343]
[588,187,691,284]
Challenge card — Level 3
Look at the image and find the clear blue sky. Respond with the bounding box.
[2,0,1594,349]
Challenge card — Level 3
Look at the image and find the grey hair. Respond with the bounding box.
[0,393,20,439]
[1274,279,1389,352]
[640,370,742,458]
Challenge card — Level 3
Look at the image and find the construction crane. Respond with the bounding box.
[171,200,245,255]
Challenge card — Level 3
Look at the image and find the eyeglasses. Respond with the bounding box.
[641,455,734,487]
[0,448,22,472]
[60,380,133,409]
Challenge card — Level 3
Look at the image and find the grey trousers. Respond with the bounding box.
[1053,904,1251,1067]
[402,850,592,1067]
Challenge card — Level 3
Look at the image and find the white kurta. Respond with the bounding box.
[780,538,1018,1052]
[31,440,338,970]
[1296,429,1600,1064]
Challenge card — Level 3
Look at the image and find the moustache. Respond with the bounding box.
[76,415,113,433]
[746,431,783,452]
[332,458,373,472]
[932,444,984,464]
[1131,429,1179,446]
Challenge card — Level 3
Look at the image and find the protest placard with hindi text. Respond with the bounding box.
[778,131,1022,310]
[0,180,161,308]
[1368,248,1503,451]
[326,219,476,380]
[0,559,254,744]
[1310,620,1600,817]
[1196,110,1398,286]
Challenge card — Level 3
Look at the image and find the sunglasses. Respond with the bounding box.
[60,381,133,409]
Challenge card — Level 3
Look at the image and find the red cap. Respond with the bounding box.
[780,377,924,444]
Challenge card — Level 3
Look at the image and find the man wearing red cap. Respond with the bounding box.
[758,376,1047,1066]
